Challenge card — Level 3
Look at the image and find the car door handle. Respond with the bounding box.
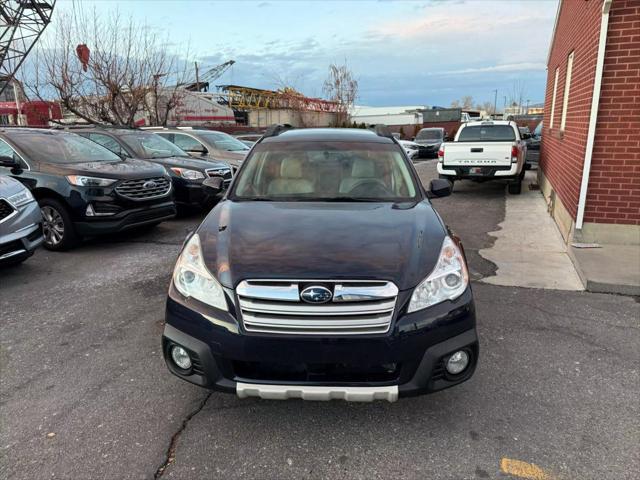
[470,148,483,153]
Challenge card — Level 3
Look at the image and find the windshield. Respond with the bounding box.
[197,131,250,152]
[121,132,188,158]
[416,129,442,141]
[9,133,121,164]
[232,141,419,202]
[457,125,516,142]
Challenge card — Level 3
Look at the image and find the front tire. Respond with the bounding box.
[40,198,79,250]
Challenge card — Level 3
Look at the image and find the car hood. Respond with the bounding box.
[148,156,230,171]
[0,175,26,196]
[212,151,246,168]
[41,158,167,179]
[197,200,446,290]
[414,139,442,146]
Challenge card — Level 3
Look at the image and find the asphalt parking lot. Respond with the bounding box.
[1,160,638,480]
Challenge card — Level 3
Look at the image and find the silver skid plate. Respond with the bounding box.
[236,382,399,402]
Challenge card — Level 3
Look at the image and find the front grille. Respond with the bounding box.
[115,177,171,200]
[233,360,400,383]
[0,199,15,222]
[206,168,233,188]
[236,280,398,336]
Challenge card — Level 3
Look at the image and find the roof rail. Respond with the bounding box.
[50,124,136,130]
[263,124,293,138]
[368,124,394,139]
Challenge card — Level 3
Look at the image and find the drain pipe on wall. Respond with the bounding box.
[575,0,613,231]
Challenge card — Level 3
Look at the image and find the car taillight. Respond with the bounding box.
[511,146,519,158]
[438,147,444,159]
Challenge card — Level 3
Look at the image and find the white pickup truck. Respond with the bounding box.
[437,120,528,194]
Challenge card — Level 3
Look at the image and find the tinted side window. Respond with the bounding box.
[88,133,124,156]
[172,134,204,151]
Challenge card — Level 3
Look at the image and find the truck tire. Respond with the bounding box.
[508,179,522,195]
[39,198,79,251]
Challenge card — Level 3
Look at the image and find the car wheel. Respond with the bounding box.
[40,198,79,250]
[508,180,522,195]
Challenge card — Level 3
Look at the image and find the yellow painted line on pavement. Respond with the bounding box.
[500,458,555,480]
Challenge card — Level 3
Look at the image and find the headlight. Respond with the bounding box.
[406,144,419,150]
[170,167,205,180]
[172,233,227,311]
[407,236,469,312]
[7,188,35,208]
[66,175,117,187]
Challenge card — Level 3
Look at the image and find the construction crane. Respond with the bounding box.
[185,59,235,92]
[0,0,56,97]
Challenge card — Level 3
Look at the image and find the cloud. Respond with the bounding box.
[257,2,270,7]
[434,63,547,76]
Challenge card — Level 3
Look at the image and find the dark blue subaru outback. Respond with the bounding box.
[162,125,478,402]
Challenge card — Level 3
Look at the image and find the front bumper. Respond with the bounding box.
[162,286,478,400]
[416,145,439,158]
[74,201,176,235]
[0,201,44,264]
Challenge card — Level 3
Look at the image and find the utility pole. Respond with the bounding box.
[493,89,498,118]
[12,80,23,126]
[194,61,200,92]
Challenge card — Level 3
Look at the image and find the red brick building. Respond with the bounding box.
[539,0,639,245]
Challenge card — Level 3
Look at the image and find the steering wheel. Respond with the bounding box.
[347,178,393,197]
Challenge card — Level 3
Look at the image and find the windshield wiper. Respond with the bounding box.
[235,196,274,201]
[312,197,383,202]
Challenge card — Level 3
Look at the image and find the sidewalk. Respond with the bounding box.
[569,245,640,296]
[479,171,584,291]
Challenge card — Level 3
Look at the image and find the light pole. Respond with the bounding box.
[493,89,497,118]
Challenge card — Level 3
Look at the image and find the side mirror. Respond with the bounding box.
[428,178,453,198]
[186,146,208,155]
[202,176,224,195]
[0,156,18,168]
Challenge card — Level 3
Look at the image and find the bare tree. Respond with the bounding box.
[508,80,527,114]
[450,96,474,110]
[322,61,358,126]
[25,6,191,126]
[475,101,495,115]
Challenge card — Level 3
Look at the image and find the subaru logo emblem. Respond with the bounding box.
[300,286,333,304]
[143,180,157,189]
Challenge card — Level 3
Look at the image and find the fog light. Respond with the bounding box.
[445,350,469,375]
[85,204,95,217]
[170,345,192,370]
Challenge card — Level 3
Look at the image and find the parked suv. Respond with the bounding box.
[149,127,249,171]
[0,175,43,265]
[74,128,233,210]
[0,128,176,250]
[414,127,446,158]
[162,125,478,402]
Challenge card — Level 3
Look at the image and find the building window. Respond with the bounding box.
[549,68,559,129]
[560,51,574,131]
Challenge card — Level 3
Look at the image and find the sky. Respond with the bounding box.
[48,0,559,110]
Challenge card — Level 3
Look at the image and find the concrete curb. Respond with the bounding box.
[567,246,640,296]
